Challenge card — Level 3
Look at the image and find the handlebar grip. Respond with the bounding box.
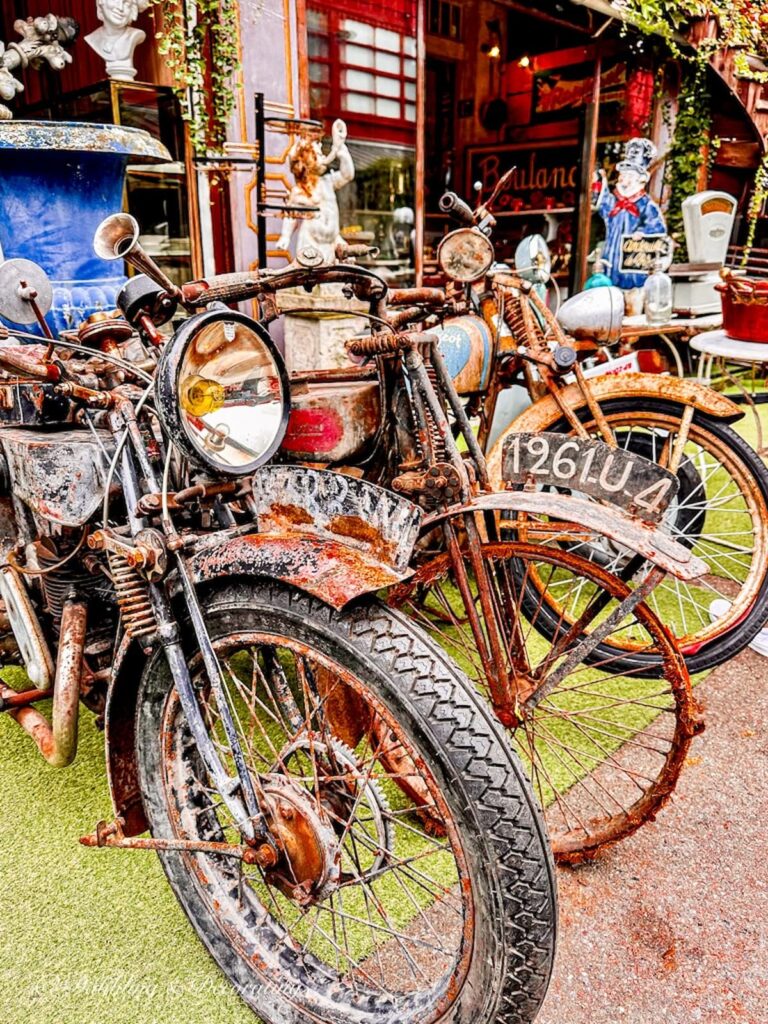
[336,241,380,260]
[185,272,262,307]
[439,192,475,226]
[387,287,446,307]
[347,331,428,357]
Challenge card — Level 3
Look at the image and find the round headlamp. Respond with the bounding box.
[156,309,290,476]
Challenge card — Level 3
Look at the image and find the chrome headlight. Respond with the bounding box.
[156,309,290,476]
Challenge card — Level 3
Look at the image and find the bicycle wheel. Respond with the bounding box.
[499,398,768,676]
[390,541,699,864]
[136,579,557,1023]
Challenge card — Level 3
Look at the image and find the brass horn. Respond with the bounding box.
[93,213,181,298]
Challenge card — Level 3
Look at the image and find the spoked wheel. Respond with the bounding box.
[390,541,699,864]
[136,580,557,1024]
[499,399,768,675]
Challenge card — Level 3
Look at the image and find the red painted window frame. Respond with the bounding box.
[307,2,417,147]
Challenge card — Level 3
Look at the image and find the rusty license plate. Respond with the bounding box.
[501,431,679,522]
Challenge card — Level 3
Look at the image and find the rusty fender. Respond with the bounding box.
[487,372,743,488]
[435,490,708,582]
[186,532,412,610]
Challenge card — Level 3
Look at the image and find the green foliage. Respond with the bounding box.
[152,0,241,155]
[744,149,768,260]
[624,1,768,256]
[621,0,768,75]
[662,57,715,261]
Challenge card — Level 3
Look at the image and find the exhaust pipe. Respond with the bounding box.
[1,599,87,768]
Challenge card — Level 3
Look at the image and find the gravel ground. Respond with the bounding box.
[537,646,768,1024]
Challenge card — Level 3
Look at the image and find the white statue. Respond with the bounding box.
[0,15,77,119]
[277,119,355,264]
[85,0,149,82]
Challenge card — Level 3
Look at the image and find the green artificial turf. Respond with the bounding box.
[0,667,256,1024]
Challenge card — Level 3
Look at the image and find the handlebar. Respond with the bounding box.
[184,272,261,307]
[439,192,475,226]
[183,263,389,310]
[347,331,431,358]
[335,240,380,261]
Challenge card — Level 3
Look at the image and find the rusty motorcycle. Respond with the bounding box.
[0,232,558,1024]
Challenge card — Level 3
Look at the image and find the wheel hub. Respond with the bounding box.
[261,774,340,907]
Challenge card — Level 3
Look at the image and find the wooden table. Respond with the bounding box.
[621,313,723,376]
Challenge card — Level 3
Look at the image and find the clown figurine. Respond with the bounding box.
[592,137,666,314]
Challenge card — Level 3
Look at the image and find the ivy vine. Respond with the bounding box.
[621,1,768,258]
[744,149,768,259]
[152,0,241,155]
[619,0,768,75]
[661,55,717,260]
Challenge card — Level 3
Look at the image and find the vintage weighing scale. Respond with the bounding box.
[669,190,737,315]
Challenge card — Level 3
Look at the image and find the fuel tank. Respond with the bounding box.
[433,315,494,394]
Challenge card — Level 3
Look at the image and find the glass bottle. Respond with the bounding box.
[585,256,613,289]
[643,256,673,324]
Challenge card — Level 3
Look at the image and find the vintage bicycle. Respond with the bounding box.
[425,185,768,678]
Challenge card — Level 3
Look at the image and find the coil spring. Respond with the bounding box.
[36,543,100,625]
[501,288,529,343]
[422,356,448,465]
[107,550,156,641]
[502,286,549,355]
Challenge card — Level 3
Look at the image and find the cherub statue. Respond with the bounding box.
[276,119,355,264]
[85,0,149,81]
[0,15,78,119]
[592,137,666,307]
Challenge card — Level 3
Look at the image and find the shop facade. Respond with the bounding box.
[1,0,302,286]
[3,0,768,288]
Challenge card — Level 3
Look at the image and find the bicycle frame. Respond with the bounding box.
[358,330,706,723]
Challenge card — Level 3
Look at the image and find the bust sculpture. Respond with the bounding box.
[277,119,355,264]
[85,0,149,81]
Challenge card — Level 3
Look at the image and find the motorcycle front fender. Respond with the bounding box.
[431,490,708,582]
[486,371,743,491]
[186,531,412,610]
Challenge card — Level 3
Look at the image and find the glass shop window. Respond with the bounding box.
[308,10,417,129]
[427,0,462,41]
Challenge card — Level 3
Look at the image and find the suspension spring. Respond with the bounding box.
[501,288,529,344]
[107,550,156,641]
[422,354,448,465]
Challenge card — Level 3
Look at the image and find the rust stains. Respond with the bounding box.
[328,514,396,563]
[264,503,314,527]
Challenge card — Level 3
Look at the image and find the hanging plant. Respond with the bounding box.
[152,0,241,155]
[661,54,716,260]
[744,149,768,260]
[620,0,768,78]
